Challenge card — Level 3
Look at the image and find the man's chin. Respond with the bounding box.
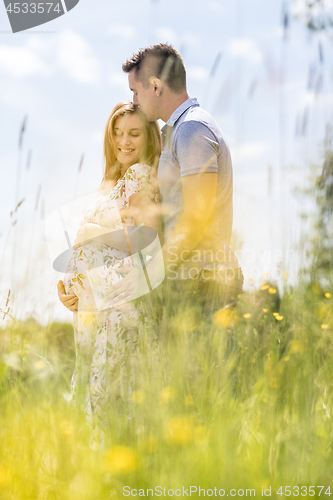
[146,114,156,123]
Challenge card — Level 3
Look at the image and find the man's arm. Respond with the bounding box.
[162,121,219,272]
[162,172,217,271]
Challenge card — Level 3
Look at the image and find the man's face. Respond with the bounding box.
[128,69,158,122]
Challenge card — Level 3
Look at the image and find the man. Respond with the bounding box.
[58,43,243,324]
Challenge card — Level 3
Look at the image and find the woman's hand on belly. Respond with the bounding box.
[57,280,79,312]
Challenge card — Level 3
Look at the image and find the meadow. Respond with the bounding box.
[0,278,332,499]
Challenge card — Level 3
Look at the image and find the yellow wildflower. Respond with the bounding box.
[164,415,194,445]
[160,386,175,403]
[243,313,251,319]
[261,285,269,290]
[104,446,139,474]
[284,272,289,276]
[268,287,276,294]
[263,308,268,313]
[275,315,283,321]
[248,277,253,282]
[325,293,331,298]
[273,312,279,317]
[321,324,329,330]
[214,308,236,328]
[284,356,290,362]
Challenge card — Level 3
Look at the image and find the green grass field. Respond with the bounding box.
[0,281,332,499]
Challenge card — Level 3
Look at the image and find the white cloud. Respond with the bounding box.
[57,30,100,85]
[227,37,263,64]
[0,42,51,77]
[154,27,178,43]
[187,66,208,81]
[107,24,136,40]
[0,31,100,85]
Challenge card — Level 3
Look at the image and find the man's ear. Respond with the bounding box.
[149,77,162,96]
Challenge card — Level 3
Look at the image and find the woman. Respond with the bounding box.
[61,101,161,440]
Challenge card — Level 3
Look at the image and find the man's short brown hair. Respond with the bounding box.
[122,43,186,93]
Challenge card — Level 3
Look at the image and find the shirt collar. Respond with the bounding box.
[164,97,199,127]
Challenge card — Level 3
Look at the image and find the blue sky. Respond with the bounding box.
[0,0,332,322]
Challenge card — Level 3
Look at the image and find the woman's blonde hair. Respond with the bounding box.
[103,101,161,181]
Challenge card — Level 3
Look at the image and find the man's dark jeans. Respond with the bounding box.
[163,268,244,335]
[159,268,244,393]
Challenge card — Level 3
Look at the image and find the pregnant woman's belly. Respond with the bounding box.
[64,243,130,306]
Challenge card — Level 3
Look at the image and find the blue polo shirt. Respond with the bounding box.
[158,97,238,278]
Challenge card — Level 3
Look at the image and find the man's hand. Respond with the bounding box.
[104,266,149,306]
[57,280,79,312]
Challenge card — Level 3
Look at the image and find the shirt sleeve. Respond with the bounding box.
[175,121,219,177]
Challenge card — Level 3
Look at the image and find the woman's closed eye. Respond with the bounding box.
[115,132,140,138]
